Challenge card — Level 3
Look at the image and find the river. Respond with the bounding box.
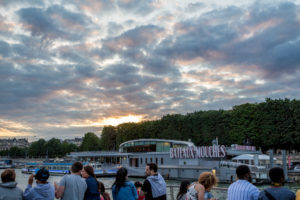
[1,169,300,200]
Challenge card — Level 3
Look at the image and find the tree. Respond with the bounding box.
[80,132,101,151]
[28,139,47,158]
[100,126,117,150]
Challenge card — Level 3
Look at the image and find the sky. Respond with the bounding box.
[0,0,300,140]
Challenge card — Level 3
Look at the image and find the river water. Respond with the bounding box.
[1,169,300,200]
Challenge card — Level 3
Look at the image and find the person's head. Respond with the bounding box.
[236,165,251,182]
[134,181,142,189]
[71,161,83,174]
[145,163,157,176]
[198,172,218,191]
[269,167,285,185]
[113,167,128,191]
[98,181,106,193]
[1,169,16,183]
[81,165,95,179]
[177,180,190,199]
[35,168,49,183]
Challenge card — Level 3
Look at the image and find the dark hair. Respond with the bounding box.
[112,167,128,192]
[71,162,83,173]
[236,165,250,179]
[134,181,142,188]
[1,169,16,183]
[84,165,96,178]
[147,163,158,172]
[269,167,284,183]
[35,167,49,182]
[176,180,190,199]
[98,181,106,193]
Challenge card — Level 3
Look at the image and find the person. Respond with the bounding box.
[111,167,138,200]
[55,161,87,200]
[176,180,190,200]
[141,163,166,200]
[98,181,111,200]
[258,167,295,200]
[227,165,259,200]
[296,189,300,200]
[187,172,217,200]
[81,165,100,200]
[23,167,55,200]
[135,181,145,200]
[0,169,23,200]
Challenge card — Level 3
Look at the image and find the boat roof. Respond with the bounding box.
[232,154,277,161]
[119,138,195,147]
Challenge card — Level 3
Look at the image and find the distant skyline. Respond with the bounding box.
[0,0,300,140]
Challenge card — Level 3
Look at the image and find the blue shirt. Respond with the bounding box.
[258,187,295,200]
[228,180,259,200]
[112,181,138,200]
[84,176,100,200]
[24,183,55,200]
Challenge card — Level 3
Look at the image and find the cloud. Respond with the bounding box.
[17,5,92,42]
[116,0,156,15]
[0,0,300,139]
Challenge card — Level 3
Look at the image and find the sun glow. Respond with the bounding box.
[101,115,143,126]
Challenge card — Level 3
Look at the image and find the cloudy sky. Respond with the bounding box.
[1,0,300,140]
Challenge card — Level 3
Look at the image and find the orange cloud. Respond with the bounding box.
[0,119,34,137]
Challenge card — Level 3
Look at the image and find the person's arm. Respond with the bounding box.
[131,183,138,200]
[195,183,205,200]
[55,176,66,199]
[296,190,300,200]
[23,174,34,200]
[251,186,260,200]
[112,185,116,200]
[140,180,150,197]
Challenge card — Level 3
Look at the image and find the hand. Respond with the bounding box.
[54,182,58,190]
[28,174,34,185]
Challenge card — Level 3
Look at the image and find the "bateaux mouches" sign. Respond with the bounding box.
[170,145,226,159]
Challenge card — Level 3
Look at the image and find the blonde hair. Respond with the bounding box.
[198,172,218,190]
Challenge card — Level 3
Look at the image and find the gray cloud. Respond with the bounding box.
[116,0,156,15]
[17,5,92,42]
[0,0,299,139]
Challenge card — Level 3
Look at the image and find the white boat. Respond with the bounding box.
[21,161,117,177]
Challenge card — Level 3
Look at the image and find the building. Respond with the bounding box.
[64,137,83,147]
[0,138,29,151]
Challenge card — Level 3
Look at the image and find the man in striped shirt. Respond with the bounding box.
[227,165,260,200]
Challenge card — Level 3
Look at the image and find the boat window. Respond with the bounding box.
[140,158,143,164]
[155,158,158,164]
[145,158,148,164]
[161,158,163,165]
[150,158,153,163]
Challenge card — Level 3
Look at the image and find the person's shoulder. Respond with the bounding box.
[125,181,134,186]
[280,187,296,196]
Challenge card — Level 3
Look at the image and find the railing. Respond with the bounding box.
[105,185,228,200]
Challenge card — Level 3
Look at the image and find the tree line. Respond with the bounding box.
[0,132,102,158]
[1,98,299,158]
[101,98,300,152]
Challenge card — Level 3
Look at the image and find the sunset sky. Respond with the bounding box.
[0,0,300,140]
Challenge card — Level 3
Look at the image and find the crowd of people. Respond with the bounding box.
[1,162,300,200]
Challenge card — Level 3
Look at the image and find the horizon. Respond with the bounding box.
[1,0,300,140]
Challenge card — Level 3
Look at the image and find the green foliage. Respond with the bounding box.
[80,132,101,151]
[100,126,117,150]
[99,98,300,151]
[0,138,79,158]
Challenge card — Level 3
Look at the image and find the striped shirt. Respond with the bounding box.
[227,180,260,200]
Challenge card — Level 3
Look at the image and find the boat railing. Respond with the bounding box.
[220,161,267,172]
[104,185,228,200]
